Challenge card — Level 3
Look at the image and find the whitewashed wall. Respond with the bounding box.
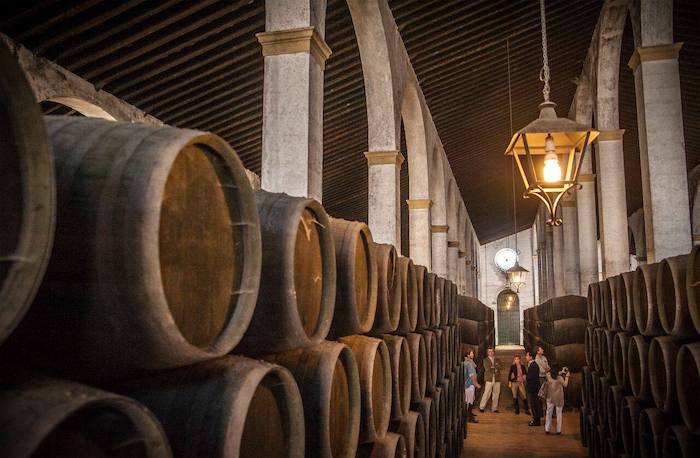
[478,228,538,345]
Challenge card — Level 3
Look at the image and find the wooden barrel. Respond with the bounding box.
[585,326,595,367]
[328,218,378,338]
[657,254,697,337]
[535,318,587,345]
[547,343,585,372]
[648,336,684,416]
[633,263,664,336]
[0,42,55,347]
[441,375,453,445]
[423,273,436,327]
[432,386,445,452]
[441,326,453,372]
[448,282,457,325]
[420,330,439,393]
[356,432,406,458]
[238,191,334,354]
[663,425,700,458]
[612,331,632,391]
[596,376,610,427]
[415,397,437,458]
[406,333,427,404]
[592,327,604,373]
[607,275,624,331]
[414,265,428,330]
[687,245,700,335]
[618,271,638,333]
[339,335,392,443]
[601,329,616,381]
[2,117,261,380]
[677,342,700,433]
[581,367,591,409]
[601,279,615,330]
[579,408,589,447]
[606,384,625,442]
[628,334,652,401]
[396,257,418,334]
[594,424,606,458]
[0,377,170,458]
[564,371,582,408]
[586,414,598,455]
[371,244,401,335]
[122,356,304,458]
[587,283,600,326]
[457,296,486,321]
[638,407,667,458]
[458,318,479,345]
[389,411,424,458]
[621,395,643,458]
[263,341,361,458]
[433,328,448,380]
[434,277,445,326]
[538,295,588,321]
[382,335,412,421]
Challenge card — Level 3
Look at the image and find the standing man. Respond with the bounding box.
[479,347,501,413]
[463,349,481,426]
[525,351,542,426]
[535,345,550,386]
[508,354,529,415]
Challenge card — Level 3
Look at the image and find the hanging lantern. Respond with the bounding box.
[504,0,599,226]
[506,260,528,293]
[502,288,518,310]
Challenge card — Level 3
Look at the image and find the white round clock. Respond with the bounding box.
[494,248,518,272]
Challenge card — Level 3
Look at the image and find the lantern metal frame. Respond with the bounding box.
[505,260,528,293]
[505,101,599,226]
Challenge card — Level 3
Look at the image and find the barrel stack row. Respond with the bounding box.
[457,296,495,364]
[523,295,587,408]
[580,247,700,457]
[0,49,465,458]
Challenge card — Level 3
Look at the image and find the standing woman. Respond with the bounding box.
[463,349,481,425]
[508,354,529,415]
[544,364,569,434]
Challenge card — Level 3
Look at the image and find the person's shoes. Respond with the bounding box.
[514,398,520,415]
[545,430,551,435]
[528,421,541,427]
[479,408,485,413]
[492,410,499,413]
[525,409,531,415]
[468,416,479,423]
[555,432,561,435]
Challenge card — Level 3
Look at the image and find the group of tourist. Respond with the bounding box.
[462,345,570,434]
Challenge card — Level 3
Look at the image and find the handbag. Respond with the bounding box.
[538,381,548,399]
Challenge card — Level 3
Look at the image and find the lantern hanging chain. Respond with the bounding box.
[506,37,518,254]
[539,0,550,103]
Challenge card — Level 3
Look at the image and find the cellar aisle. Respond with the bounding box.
[461,409,587,458]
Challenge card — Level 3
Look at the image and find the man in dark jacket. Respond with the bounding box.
[525,351,542,426]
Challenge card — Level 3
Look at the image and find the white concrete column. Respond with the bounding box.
[629,43,692,262]
[258,20,331,201]
[596,130,630,277]
[458,251,467,294]
[447,241,459,283]
[562,198,581,295]
[545,226,555,301]
[366,151,404,251]
[577,168,598,293]
[407,198,432,269]
[431,225,448,278]
[552,222,566,298]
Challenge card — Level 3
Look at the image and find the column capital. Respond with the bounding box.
[447,240,460,248]
[364,150,404,166]
[465,259,472,266]
[406,198,432,209]
[257,27,332,69]
[431,225,449,233]
[628,42,683,72]
[578,173,596,182]
[596,129,625,142]
[458,251,466,258]
[561,199,576,208]
[693,234,700,242]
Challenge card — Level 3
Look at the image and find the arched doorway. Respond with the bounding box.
[497,289,520,345]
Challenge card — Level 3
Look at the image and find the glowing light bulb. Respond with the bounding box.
[543,134,561,182]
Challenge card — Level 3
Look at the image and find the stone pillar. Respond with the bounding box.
[562,198,581,295]
[458,251,467,294]
[407,198,432,269]
[596,130,630,277]
[258,24,331,201]
[552,223,565,298]
[447,241,459,283]
[577,169,598,293]
[366,151,404,251]
[545,226,555,301]
[629,43,692,262]
[431,225,448,278]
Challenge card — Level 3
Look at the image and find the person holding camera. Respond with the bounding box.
[543,364,569,434]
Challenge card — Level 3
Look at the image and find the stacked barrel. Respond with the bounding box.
[580,247,700,457]
[457,296,495,364]
[0,43,465,458]
[523,296,587,408]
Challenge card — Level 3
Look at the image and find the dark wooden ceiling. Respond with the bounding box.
[2,0,698,244]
